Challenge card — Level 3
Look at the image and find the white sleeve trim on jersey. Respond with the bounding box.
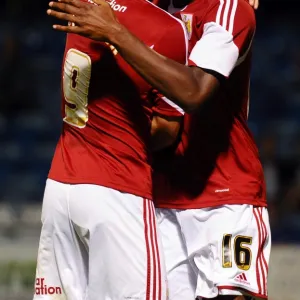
[189,22,239,77]
[180,20,189,65]
[161,97,185,115]
[146,0,189,65]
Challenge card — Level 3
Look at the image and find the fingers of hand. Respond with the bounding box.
[52,24,81,33]
[49,1,79,15]
[47,9,77,23]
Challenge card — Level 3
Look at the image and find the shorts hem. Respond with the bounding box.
[218,285,268,299]
[47,177,153,200]
[156,199,267,209]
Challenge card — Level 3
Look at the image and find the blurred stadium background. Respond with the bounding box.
[1,0,300,299]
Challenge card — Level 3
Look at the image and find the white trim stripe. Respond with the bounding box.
[253,207,268,297]
[178,19,189,65]
[228,0,238,34]
[144,199,162,300]
[162,97,185,115]
[144,199,151,300]
[257,208,266,296]
[216,0,225,26]
[216,0,238,33]
[222,0,231,33]
[259,207,269,296]
[147,199,154,300]
[253,208,262,295]
[150,201,162,300]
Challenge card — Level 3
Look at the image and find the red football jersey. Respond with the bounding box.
[154,0,267,208]
[48,0,187,200]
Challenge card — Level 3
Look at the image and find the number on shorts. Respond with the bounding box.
[222,234,252,271]
[63,49,92,128]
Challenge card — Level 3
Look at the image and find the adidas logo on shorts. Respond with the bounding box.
[234,273,250,285]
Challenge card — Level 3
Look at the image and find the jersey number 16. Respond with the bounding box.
[222,234,252,271]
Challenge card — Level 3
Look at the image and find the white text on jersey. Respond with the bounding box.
[108,0,127,12]
[88,0,127,12]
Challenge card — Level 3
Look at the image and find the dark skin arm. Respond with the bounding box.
[47,0,257,148]
[47,0,258,112]
[151,115,182,151]
[109,27,220,113]
[112,31,221,113]
[47,0,224,112]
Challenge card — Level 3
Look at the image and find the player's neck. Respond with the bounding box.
[167,0,194,13]
[168,0,183,13]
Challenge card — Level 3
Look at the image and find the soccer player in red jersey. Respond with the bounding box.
[48,0,269,299]
[34,1,188,299]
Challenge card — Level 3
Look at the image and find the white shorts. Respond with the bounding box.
[156,205,271,300]
[34,179,167,300]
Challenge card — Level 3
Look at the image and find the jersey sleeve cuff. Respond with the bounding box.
[188,22,239,77]
[153,97,185,117]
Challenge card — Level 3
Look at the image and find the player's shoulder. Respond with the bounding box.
[129,0,184,28]
[183,0,255,23]
[235,0,256,26]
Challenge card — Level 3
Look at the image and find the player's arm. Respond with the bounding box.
[48,0,256,112]
[151,114,182,151]
[150,91,184,151]
[114,0,255,113]
[146,21,186,151]
[111,0,256,113]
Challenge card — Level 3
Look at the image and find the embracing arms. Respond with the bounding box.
[47,0,257,112]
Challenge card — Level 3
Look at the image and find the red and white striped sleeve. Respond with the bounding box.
[189,0,256,77]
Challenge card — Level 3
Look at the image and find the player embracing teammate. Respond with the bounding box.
[34,0,187,299]
[43,0,269,299]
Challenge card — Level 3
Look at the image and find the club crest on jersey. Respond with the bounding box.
[181,13,193,40]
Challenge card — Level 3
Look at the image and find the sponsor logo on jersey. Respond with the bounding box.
[88,0,127,12]
[180,13,193,40]
[35,278,62,295]
[108,0,127,12]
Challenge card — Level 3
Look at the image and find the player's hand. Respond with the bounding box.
[47,0,121,42]
[249,0,259,9]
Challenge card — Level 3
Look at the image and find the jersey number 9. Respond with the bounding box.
[63,49,92,128]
